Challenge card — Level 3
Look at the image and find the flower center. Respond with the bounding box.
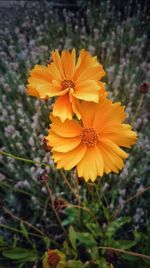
[62,80,74,90]
[47,250,60,268]
[80,128,98,147]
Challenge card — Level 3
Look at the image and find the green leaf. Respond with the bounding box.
[43,236,51,248]
[12,235,18,247]
[20,222,29,240]
[113,240,136,250]
[63,241,75,256]
[62,207,79,226]
[88,246,99,260]
[69,226,77,250]
[86,222,102,238]
[57,261,66,268]
[133,231,142,242]
[96,257,109,268]
[0,236,7,247]
[102,205,110,221]
[76,232,97,247]
[2,248,38,261]
[106,217,131,237]
[67,260,84,268]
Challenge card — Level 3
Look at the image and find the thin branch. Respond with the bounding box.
[45,182,68,239]
[111,186,150,221]
[125,186,150,204]
[3,206,46,237]
[132,94,144,123]
[59,169,80,204]
[99,246,150,261]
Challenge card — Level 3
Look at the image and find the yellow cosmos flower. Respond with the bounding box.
[46,99,137,182]
[27,49,106,122]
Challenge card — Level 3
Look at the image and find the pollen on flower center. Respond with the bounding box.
[47,250,60,267]
[80,128,98,146]
[62,80,74,90]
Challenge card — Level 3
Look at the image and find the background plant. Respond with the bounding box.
[0,0,150,267]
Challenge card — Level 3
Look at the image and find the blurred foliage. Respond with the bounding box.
[0,0,150,267]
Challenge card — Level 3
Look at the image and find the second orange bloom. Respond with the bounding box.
[27,49,106,122]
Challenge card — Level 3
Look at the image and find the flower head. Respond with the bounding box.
[27,49,106,121]
[46,99,137,181]
[47,250,60,268]
[42,249,66,268]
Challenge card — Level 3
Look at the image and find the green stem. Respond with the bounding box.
[0,150,52,169]
[0,224,43,238]
[0,181,31,196]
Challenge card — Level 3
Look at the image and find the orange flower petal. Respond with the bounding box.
[75,65,106,84]
[100,138,128,159]
[74,50,92,79]
[47,130,81,152]
[53,94,73,122]
[97,144,118,174]
[73,80,100,102]
[50,114,82,137]
[48,63,62,81]
[27,65,56,98]
[101,124,137,148]
[61,49,76,80]
[98,82,107,99]
[93,99,126,131]
[52,143,86,170]
[69,94,81,119]
[52,50,65,78]
[77,146,104,181]
[74,50,105,83]
[78,101,97,128]
[27,85,39,98]
[28,65,52,82]
[98,139,128,173]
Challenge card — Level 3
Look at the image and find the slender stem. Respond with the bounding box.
[111,186,150,221]
[0,181,31,196]
[99,246,150,260]
[74,171,80,206]
[0,150,52,169]
[45,182,68,239]
[59,169,80,203]
[3,206,46,237]
[132,94,144,123]
[125,186,150,204]
[42,196,50,217]
[0,224,44,238]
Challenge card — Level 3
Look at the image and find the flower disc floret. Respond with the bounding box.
[62,80,75,90]
[81,128,98,146]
